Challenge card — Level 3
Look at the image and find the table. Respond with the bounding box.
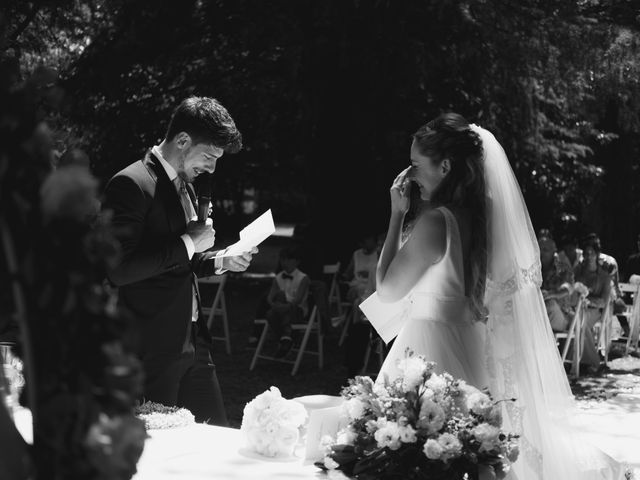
[133,424,343,480]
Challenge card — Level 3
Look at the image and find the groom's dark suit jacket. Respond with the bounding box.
[103,151,217,360]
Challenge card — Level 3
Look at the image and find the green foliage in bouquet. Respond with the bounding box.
[316,350,519,480]
[0,55,146,479]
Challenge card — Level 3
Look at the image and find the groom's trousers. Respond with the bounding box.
[142,322,228,426]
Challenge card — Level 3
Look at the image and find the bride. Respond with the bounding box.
[373,113,624,479]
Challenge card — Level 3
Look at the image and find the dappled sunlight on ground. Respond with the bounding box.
[570,352,640,476]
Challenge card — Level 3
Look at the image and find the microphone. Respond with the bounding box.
[195,173,213,223]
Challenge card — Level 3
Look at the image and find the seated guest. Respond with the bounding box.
[258,247,310,358]
[342,233,380,378]
[558,234,583,270]
[574,237,612,373]
[624,234,640,281]
[583,233,626,336]
[539,232,574,332]
[583,233,621,295]
[342,232,379,304]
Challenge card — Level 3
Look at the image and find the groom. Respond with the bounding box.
[103,96,255,425]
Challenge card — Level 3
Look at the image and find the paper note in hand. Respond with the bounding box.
[359,291,409,344]
[218,209,276,257]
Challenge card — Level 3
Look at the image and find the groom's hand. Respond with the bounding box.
[221,247,258,272]
[187,218,216,252]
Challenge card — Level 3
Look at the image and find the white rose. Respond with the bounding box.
[467,392,493,417]
[374,420,402,450]
[423,438,444,460]
[473,423,501,453]
[345,397,366,420]
[421,388,435,401]
[398,424,417,444]
[425,374,447,396]
[417,399,445,434]
[437,432,462,460]
[249,386,283,411]
[397,356,427,391]
[373,382,391,400]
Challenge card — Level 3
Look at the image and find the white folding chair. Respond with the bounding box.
[361,335,386,375]
[555,294,586,378]
[595,299,614,365]
[198,275,231,355]
[619,281,640,355]
[324,262,349,327]
[249,305,324,376]
[338,301,356,346]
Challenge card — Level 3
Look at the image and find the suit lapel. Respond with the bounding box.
[145,151,186,234]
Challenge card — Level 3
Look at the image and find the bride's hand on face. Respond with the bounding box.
[390,167,413,215]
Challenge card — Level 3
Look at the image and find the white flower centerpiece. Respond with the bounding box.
[316,349,519,480]
[241,386,308,458]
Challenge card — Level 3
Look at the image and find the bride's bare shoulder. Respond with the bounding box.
[412,208,446,246]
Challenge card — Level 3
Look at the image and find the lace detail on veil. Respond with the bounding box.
[484,305,544,474]
[500,357,544,472]
[486,260,542,298]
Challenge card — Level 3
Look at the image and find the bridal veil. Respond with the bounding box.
[472,124,624,480]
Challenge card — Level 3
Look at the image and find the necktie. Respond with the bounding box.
[173,177,199,323]
[282,273,294,280]
[174,177,196,221]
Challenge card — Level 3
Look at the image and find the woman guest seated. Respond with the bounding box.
[343,232,379,305]
[342,232,380,378]
[539,231,575,332]
[573,237,612,373]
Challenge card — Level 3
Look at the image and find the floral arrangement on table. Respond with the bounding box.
[316,350,519,480]
[135,401,195,430]
[241,386,308,458]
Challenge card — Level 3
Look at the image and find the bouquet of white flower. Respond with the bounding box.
[241,386,308,458]
[316,349,519,480]
[573,281,590,298]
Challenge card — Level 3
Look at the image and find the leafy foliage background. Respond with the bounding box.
[4,0,640,261]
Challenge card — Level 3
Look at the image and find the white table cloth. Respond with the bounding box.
[133,424,344,480]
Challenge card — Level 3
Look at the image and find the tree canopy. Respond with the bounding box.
[4,0,640,261]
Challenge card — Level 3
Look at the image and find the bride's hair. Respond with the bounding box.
[412,113,488,320]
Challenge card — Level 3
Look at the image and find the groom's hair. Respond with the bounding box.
[166,96,242,153]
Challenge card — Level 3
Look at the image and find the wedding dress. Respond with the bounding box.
[372,125,625,479]
[377,206,489,390]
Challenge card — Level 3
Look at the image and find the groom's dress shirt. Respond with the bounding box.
[151,145,224,322]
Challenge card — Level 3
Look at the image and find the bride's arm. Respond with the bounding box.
[376,168,445,302]
[376,169,410,293]
[377,210,445,302]
[376,211,404,290]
